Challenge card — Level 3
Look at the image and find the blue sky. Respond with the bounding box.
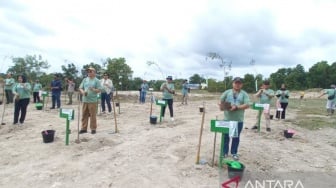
[1,0,335,80]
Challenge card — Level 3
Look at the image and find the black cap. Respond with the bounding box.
[233,77,243,83]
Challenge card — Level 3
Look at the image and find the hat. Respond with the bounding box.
[232,77,243,83]
[263,80,270,85]
[86,67,96,72]
[166,76,173,80]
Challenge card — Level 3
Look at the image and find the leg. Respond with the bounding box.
[230,122,243,154]
[161,99,167,118]
[56,93,61,108]
[5,90,10,104]
[223,134,230,156]
[19,99,30,123]
[37,92,41,103]
[8,90,14,103]
[275,110,280,119]
[88,103,98,130]
[167,99,174,117]
[101,93,106,112]
[281,102,288,119]
[81,103,90,130]
[106,93,112,112]
[13,100,20,124]
[51,94,56,108]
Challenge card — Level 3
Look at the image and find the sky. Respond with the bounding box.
[1,0,335,81]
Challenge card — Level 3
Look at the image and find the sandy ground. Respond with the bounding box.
[0,90,335,188]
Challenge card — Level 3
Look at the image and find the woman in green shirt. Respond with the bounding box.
[275,83,290,120]
[12,75,32,125]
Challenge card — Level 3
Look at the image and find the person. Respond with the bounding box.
[160,76,175,123]
[219,77,250,160]
[318,84,336,116]
[181,79,189,105]
[100,73,113,114]
[50,74,62,109]
[139,80,149,103]
[4,73,15,104]
[78,67,102,134]
[252,80,274,132]
[32,79,42,103]
[66,78,75,105]
[12,75,31,125]
[275,83,289,120]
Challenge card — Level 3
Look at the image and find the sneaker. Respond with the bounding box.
[252,125,258,129]
[266,128,271,132]
[223,154,229,158]
[91,130,96,134]
[232,154,239,161]
[79,130,87,134]
[171,117,174,122]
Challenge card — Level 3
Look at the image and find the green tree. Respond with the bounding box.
[104,57,133,91]
[307,61,329,88]
[189,74,204,84]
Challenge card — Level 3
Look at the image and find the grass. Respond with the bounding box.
[289,98,336,130]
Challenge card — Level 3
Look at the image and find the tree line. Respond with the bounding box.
[0,54,334,93]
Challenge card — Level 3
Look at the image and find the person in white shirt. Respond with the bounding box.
[100,73,113,114]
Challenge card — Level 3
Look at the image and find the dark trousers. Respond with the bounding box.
[5,89,13,103]
[33,92,41,103]
[223,122,243,155]
[161,99,173,117]
[101,92,112,112]
[140,91,147,103]
[51,92,61,108]
[14,98,30,124]
[276,102,288,119]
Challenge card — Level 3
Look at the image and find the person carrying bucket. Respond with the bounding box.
[275,83,289,120]
[251,80,274,132]
[219,77,250,161]
[160,76,175,123]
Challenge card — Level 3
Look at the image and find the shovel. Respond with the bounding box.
[75,101,81,144]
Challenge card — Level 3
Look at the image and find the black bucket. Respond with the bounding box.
[41,130,55,143]
[199,107,204,113]
[284,130,294,138]
[270,114,273,119]
[150,116,157,124]
[228,163,245,180]
[115,102,120,107]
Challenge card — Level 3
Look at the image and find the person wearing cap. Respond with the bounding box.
[219,77,250,160]
[50,74,62,109]
[181,79,189,105]
[66,78,75,105]
[252,80,275,132]
[4,73,15,104]
[139,80,149,103]
[275,83,290,120]
[32,79,42,103]
[100,73,113,114]
[78,67,102,134]
[160,76,175,123]
[318,84,336,116]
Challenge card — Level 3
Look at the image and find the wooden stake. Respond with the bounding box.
[196,106,206,164]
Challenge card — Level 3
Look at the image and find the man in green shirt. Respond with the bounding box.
[219,77,250,160]
[160,76,175,123]
[78,67,102,134]
[252,80,275,132]
[318,84,336,116]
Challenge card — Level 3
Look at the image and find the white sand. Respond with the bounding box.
[0,91,335,188]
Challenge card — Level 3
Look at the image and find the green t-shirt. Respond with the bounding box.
[33,83,43,92]
[259,89,274,104]
[5,78,15,90]
[160,82,174,99]
[276,89,289,103]
[325,89,336,101]
[79,77,102,103]
[220,89,250,122]
[12,83,32,99]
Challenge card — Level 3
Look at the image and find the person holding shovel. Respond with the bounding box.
[12,75,31,125]
[78,67,102,134]
[50,74,62,109]
[252,80,275,132]
[100,73,113,114]
[160,76,175,123]
[181,79,189,105]
[219,77,250,160]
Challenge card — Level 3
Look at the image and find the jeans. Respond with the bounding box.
[33,92,41,103]
[51,92,61,108]
[223,122,243,155]
[101,92,112,112]
[140,91,147,103]
[5,89,13,103]
[161,99,173,117]
[14,98,30,124]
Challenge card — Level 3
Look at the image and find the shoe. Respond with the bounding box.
[13,122,18,125]
[252,125,258,129]
[232,154,239,161]
[266,128,271,132]
[171,117,174,122]
[79,130,87,134]
[91,130,96,134]
[223,154,229,158]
